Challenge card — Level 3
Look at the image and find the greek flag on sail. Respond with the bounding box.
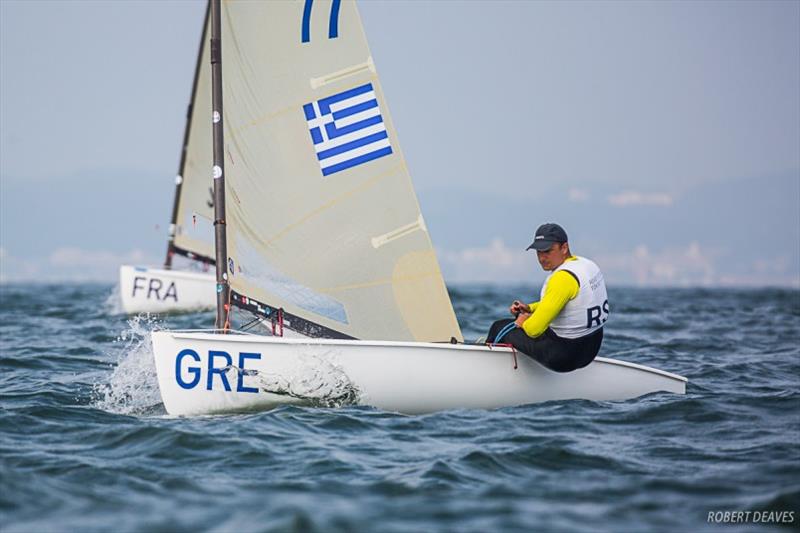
[303,83,393,176]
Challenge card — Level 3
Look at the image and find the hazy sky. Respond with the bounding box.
[1,0,798,287]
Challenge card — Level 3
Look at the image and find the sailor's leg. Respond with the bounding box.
[486,318,515,343]
[503,328,604,372]
[502,328,575,372]
[569,328,603,370]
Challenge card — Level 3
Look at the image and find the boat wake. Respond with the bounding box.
[93,314,165,416]
[224,353,360,408]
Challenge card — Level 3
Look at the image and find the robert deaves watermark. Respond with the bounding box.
[707,511,795,525]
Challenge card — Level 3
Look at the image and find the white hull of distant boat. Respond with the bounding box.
[119,265,215,314]
[152,331,687,416]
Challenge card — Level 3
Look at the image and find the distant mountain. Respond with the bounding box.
[0,168,171,281]
[1,167,797,287]
[418,173,799,287]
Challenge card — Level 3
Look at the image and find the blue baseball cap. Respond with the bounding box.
[526,223,568,251]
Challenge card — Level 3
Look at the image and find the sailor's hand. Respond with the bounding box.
[515,311,531,328]
[509,300,530,316]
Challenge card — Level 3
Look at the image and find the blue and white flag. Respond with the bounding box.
[303,83,393,176]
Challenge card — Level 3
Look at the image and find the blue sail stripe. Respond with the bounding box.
[325,114,383,139]
[318,83,373,114]
[332,99,378,120]
[316,131,388,161]
[321,147,393,176]
[329,0,341,39]
[301,0,313,43]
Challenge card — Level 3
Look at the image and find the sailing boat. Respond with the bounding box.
[118,3,216,314]
[151,0,687,415]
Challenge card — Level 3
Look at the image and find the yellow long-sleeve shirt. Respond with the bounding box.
[522,258,580,338]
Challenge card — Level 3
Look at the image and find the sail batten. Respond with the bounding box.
[220,0,462,342]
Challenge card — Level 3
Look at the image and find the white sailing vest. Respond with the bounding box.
[540,256,609,339]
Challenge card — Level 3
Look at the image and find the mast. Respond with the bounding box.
[165,1,211,269]
[210,0,229,331]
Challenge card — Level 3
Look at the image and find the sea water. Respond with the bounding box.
[1,283,798,532]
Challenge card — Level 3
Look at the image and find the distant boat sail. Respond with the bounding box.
[167,2,215,267]
[151,0,687,415]
[119,5,217,314]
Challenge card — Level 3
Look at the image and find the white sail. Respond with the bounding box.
[171,10,215,262]
[219,0,461,342]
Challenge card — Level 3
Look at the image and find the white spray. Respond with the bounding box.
[93,314,164,415]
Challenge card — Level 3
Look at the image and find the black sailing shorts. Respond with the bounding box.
[486,319,603,373]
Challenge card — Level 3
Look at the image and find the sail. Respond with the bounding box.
[169,7,215,263]
[219,0,462,342]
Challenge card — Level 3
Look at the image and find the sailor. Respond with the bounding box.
[486,223,609,372]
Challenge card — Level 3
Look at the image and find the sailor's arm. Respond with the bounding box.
[517,271,579,337]
[509,300,541,315]
[510,300,538,315]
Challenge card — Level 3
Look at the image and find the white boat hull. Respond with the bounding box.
[152,331,687,415]
[119,265,215,314]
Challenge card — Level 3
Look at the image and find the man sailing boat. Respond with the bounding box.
[486,223,609,372]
